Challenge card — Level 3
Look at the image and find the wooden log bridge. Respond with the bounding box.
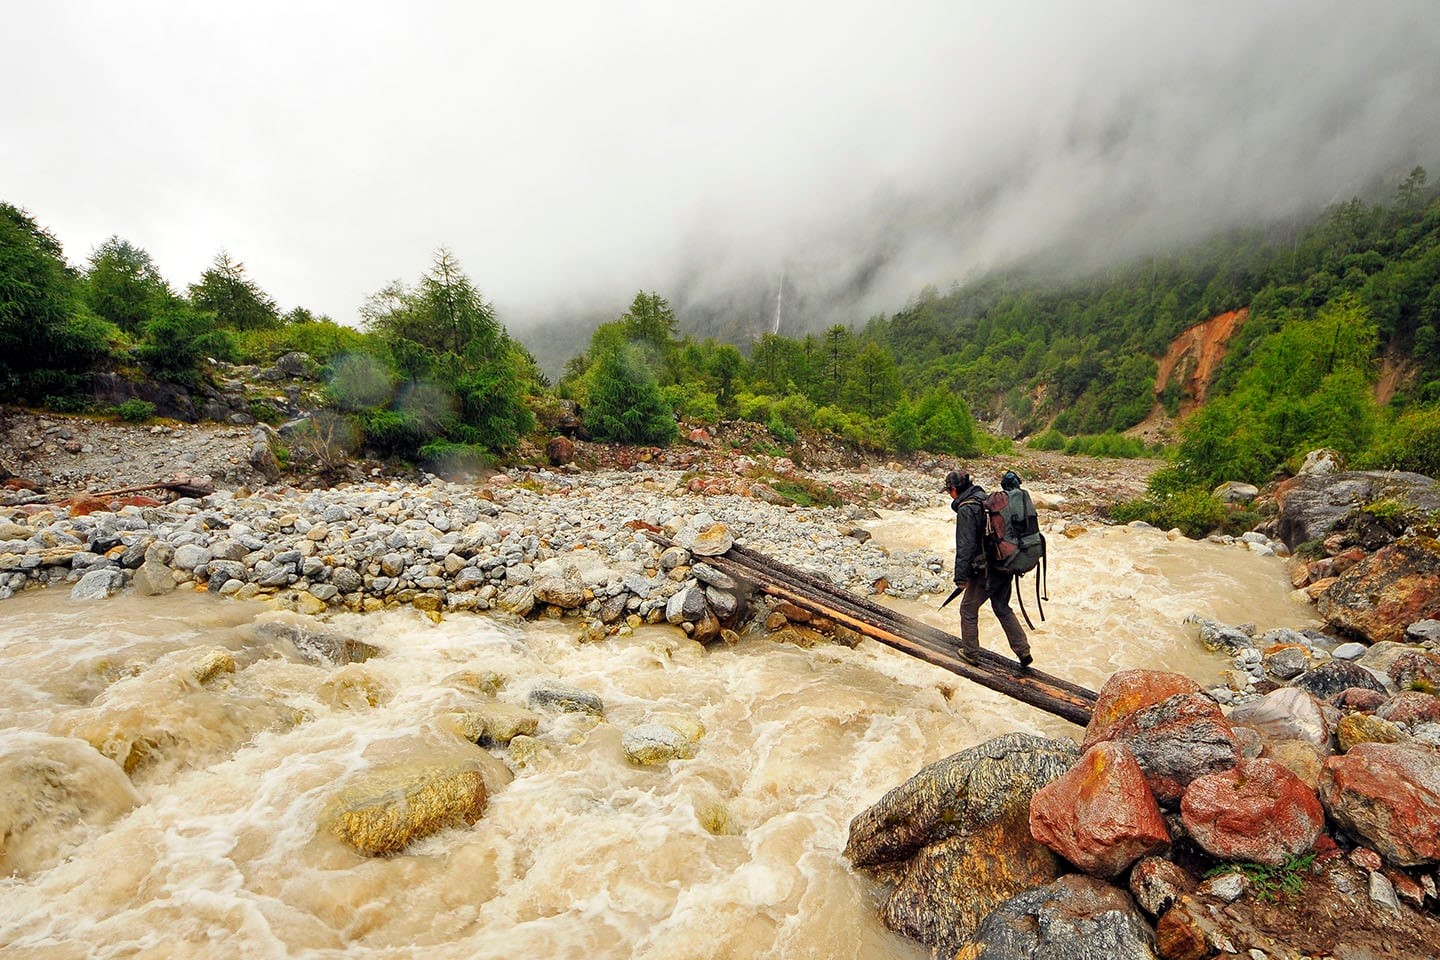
[650,534,1098,727]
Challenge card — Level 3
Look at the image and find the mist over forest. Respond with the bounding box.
[6,2,1440,356]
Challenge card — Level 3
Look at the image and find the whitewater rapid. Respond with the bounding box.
[0,512,1315,959]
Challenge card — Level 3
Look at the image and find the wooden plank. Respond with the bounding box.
[652,534,1097,726]
[751,575,1094,726]
[726,542,1098,704]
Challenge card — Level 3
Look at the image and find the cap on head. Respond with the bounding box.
[1001,470,1021,491]
[943,469,969,493]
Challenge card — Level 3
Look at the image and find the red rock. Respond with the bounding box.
[1330,687,1388,714]
[545,435,576,466]
[1349,847,1383,871]
[1029,741,1170,879]
[1180,758,1326,867]
[1317,538,1440,645]
[1101,692,1240,806]
[687,428,711,444]
[1387,650,1440,691]
[66,496,113,517]
[1377,691,1440,727]
[1386,867,1426,908]
[1082,670,1203,750]
[1330,547,1370,577]
[1320,743,1440,867]
[116,495,163,508]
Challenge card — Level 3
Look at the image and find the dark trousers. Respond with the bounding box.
[958,570,1030,659]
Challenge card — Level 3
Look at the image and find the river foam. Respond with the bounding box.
[0,511,1315,959]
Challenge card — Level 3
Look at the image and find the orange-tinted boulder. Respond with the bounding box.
[1320,743,1440,867]
[1100,692,1240,806]
[1180,758,1325,866]
[1317,538,1440,645]
[1029,741,1170,879]
[1082,669,1203,750]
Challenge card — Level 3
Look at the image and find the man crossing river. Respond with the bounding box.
[944,468,1033,669]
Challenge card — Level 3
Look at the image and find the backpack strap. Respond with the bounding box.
[1016,578,1037,630]
[1035,533,1047,620]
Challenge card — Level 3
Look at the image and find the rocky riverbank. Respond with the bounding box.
[5,413,1440,958]
[842,453,1440,960]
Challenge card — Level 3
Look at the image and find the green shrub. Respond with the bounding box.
[977,432,1015,455]
[767,414,797,444]
[361,408,428,458]
[418,440,491,478]
[768,477,842,507]
[1110,485,1228,538]
[248,399,284,425]
[116,399,156,423]
[915,387,980,457]
[1028,428,1066,451]
[1357,406,1440,477]
[328,353,395,411]
[1064,431,1147,458]
[1204,853,1315,903]
[771,393,817,429]
[235,318,370,365]
[42,393,93,414]
[813,405,889,451]
[660,382,722,422]
[734,392,774,424]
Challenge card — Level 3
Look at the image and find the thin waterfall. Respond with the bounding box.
[772,269,785,335]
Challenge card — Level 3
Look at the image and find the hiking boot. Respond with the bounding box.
[955,645,980,666]
[1018,653,1033,672]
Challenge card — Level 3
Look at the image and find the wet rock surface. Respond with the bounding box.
[957,873,1158,960]
[845,733,1078,956]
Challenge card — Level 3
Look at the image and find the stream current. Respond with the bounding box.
[0,510,1316,959]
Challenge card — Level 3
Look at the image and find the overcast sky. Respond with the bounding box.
[5,1,1440,353]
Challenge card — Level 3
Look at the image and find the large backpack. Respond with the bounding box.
[983,483,1048,626]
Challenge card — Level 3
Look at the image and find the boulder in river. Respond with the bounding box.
[1092,692,1240,806]
[321,758,490,856]
[0,732,141,877]
[621,721,701,765]
[527,681,604,717]
[844,733,1077,956]
[443,703,540,746]
[1082,670,1203,749]
[956,873,1158,960]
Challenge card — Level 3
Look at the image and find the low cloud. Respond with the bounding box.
[5,1,1438,357]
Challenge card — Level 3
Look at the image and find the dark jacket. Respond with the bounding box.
[950,482,988,583]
